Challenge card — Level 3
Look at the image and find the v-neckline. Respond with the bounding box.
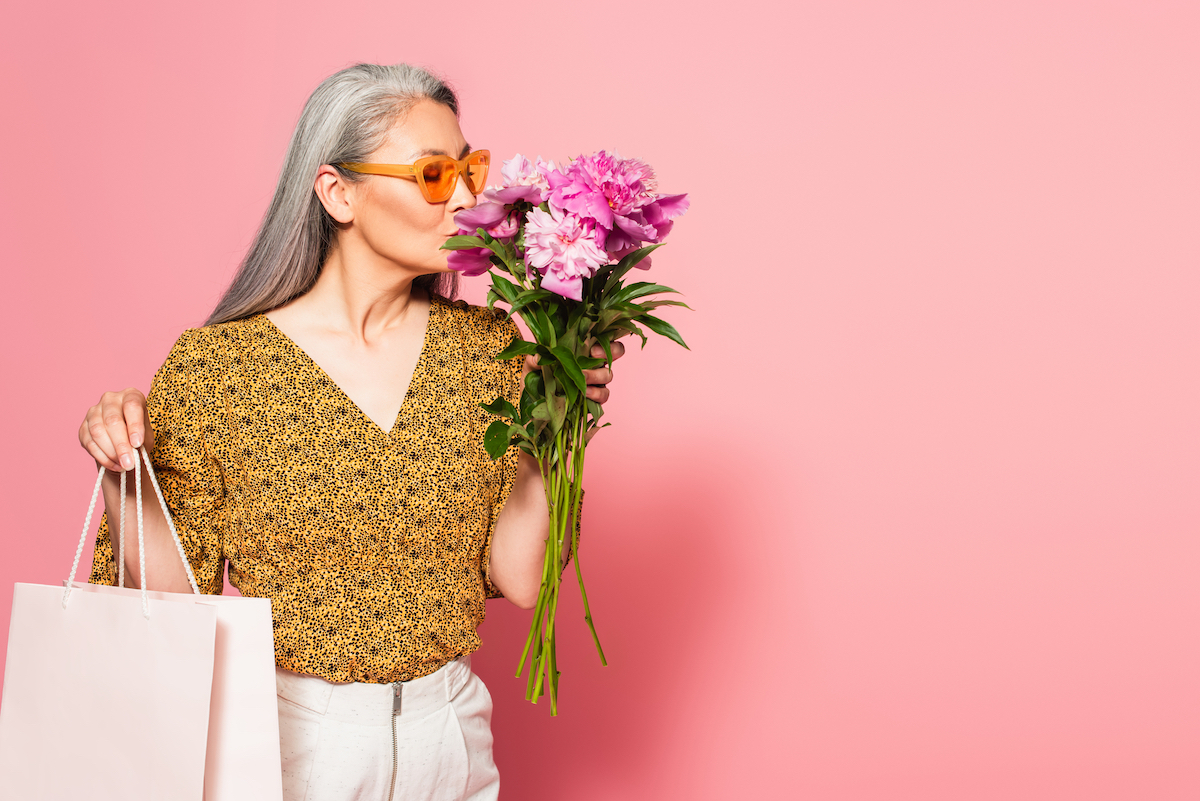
[257,297,440,438]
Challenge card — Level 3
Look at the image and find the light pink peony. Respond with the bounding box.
[523,206,609,301]
[485,154,556,205]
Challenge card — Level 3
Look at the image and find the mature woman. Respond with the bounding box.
[77,63,621,801]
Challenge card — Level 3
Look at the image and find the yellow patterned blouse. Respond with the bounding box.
[89,295,524,684]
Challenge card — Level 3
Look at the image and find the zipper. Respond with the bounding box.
[389,681,402,800]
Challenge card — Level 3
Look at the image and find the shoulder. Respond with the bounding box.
[434,296,519,354]
[154,317,260,383]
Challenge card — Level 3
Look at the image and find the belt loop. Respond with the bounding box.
[446,655,468,701]
[275,669,335,716]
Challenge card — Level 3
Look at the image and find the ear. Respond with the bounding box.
[314,165,356,224]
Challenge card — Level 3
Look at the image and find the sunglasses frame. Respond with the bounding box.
[337,150,490,203]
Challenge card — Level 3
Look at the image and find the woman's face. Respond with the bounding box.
[345,98,478,275]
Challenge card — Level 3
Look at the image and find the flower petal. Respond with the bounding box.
[614,213,656,242]
[447,247,493,276]
[486,185,545,205]
[453,202,508,231]
[540,271,583,301]
[652,193,690,219]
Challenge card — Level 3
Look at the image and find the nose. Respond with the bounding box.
[447,170,477,213]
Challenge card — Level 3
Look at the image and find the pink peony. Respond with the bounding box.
[447,201,517,276]
[485,154,556,205]
[523,206,609,301]
[446,245,493,276]
[546,150,688,256]
[453,201,508,234]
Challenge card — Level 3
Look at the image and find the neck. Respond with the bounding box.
[291,242,430,343]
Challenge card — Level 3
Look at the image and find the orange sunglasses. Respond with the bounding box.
[337,150,490,203]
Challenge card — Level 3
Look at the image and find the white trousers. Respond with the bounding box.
[275,655,500,801]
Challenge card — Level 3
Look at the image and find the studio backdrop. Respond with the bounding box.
[1,1,1197,799]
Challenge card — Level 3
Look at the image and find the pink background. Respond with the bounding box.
[2,1,1198,798]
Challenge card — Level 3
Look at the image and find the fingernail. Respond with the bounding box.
[120,453,134,471]
[130,433,143,448]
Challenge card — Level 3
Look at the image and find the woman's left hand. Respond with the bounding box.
[524,340,626,405]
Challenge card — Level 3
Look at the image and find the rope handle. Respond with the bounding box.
[62,446,202,616]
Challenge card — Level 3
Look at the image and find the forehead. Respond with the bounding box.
[374,99,469,162]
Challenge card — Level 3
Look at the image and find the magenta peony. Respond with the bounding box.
[546,151,689,258]
[523,206,609,301]
[446,202,510,276]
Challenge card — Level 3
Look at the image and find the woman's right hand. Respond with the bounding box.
[79,388,154,472]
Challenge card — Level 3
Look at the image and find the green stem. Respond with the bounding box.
[514,398,607,713]
[569,412,606,665]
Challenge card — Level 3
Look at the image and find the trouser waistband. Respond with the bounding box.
[274,655,473,725]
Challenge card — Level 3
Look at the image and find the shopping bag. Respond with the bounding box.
[0,447,283,801]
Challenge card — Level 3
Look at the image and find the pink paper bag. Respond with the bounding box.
[0,448,283,801]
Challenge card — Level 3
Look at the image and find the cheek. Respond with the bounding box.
[361,189,444,265]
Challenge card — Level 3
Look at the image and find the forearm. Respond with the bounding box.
[100,459,192,593]
[489,451,565,609]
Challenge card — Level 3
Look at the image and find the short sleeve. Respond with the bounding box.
[88,328,229,594]
[477,313,525,600]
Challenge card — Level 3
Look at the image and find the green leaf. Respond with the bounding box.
[603,244,664,294]
[638,299,692,312]
[480,397,518,420]
[595,333,613,368]
[534,307,557,347]
[586,398,605,422]
[560,368,579,408]
[507,423,532,442]
[521,309,547,342]
[483,420,513,460]
[639,314,689,349]
[508,289,553,317]
[576,355,605,370]
[584,421,611,444]
[612,320,649,348]
[496,336,538,361]
[441,235,486,251]
[612,282,681,305]
[484,238,516,271]
[596,308,626,331]
[549,346,587,395]
[522,370,544,413]
[546,394,567,433]
[613,301,647,316]
[490,274,521,304]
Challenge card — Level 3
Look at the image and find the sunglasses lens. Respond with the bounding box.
[420,159,456,202]
[465,152,489,194]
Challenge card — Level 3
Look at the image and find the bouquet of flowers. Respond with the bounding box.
[444,151,689,715]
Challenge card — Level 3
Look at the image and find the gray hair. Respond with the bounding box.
[206,63,460,326]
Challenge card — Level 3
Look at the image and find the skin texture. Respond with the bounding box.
[78,98,624,608]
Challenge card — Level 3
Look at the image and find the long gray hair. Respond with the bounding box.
[206,63,460,326]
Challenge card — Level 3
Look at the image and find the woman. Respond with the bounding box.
[76,63,622,801]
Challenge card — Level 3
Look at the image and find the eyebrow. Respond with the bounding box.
[414,143,472,159]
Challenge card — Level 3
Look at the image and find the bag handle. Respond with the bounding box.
[62,446,203,616]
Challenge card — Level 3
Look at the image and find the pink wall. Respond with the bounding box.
[3,1,1198,797]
